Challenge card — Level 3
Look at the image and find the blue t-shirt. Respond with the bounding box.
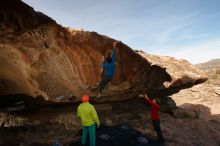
[102,48,116,77]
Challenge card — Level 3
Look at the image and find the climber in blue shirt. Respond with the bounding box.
[97,41,118,98]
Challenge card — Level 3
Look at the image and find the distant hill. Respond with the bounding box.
[196,59,220,70]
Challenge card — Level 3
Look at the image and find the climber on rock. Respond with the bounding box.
[77,95,100,146]
[97,41,118,98]
[139,94,165,141]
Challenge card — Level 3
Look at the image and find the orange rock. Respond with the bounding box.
[0,0,207,103]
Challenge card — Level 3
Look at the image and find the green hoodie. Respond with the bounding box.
[77,102,100,126]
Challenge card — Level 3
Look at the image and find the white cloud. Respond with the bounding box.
[147,38,220,64]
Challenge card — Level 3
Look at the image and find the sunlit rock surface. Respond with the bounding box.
[0,0,207,105]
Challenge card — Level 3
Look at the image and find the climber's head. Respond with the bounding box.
[104,50,112,64]
[106,56,112,63]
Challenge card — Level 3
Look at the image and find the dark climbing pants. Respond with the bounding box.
[152,120,164,140]
[98,75,112,93]
[82,124,96,146]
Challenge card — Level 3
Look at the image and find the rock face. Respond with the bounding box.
[137,52,207,95]
[0,0,207,105]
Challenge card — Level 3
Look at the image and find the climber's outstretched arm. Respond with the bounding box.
[111,41,118,64]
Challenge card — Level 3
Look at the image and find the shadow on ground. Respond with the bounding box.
[69,124,165,146]
[0,98,219,146]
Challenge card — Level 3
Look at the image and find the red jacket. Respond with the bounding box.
[145,97,160,121]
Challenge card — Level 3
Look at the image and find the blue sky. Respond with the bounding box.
[23,0,220,64]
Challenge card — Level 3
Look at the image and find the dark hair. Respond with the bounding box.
[106,57,112,63]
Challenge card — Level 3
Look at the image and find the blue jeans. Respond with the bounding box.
[82,124,96,146]
[98,75,112,93]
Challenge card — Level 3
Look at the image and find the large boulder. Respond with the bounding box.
[0,0,207,106]
[137,52,207,96]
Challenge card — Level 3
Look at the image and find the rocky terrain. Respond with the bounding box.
[196,59,220,70]
[172,76,220,120]
[0,0,219,146]
[177,59,220,117]
[171,59,220,145]
[0,95,219,146]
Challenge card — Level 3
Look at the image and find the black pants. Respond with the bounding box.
[152,120,164,140]
[98,75,112,93]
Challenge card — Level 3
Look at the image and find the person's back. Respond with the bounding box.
[77,95,100,146]
[77,102,99,126]
[148,99,160,121]
[102,62,116,77]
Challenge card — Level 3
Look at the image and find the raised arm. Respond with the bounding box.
[141,94,160,109]
[111,41,117,64]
